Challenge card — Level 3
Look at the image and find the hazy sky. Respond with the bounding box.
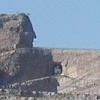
[0,0,100,49]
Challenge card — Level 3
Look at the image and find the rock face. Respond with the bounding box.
[0,48,58,92]
[51,49,100,93]
[0,13,36,51]
[0,47,100,94]
[0,13,100,98]
[0,13,58,92]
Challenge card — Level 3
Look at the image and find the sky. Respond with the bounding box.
[0,0,100,49]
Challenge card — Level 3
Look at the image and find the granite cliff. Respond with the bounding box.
[0,13,100,100]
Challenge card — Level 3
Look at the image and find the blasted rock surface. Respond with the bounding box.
[51,49,100,93]
[0,48,58,93]
[0,13,100,100]
[0,48,100,94]
[0,13,36,51]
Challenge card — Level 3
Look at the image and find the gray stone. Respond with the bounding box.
[0,13,36,51]
[0,13,100,99]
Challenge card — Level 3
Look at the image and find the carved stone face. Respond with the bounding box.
[0,13,36,51]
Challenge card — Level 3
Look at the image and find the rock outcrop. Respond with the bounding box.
[0,47,100,94]
[0,13,36,52]
[0,14,58,93]
[0,13,100,100]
